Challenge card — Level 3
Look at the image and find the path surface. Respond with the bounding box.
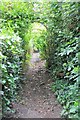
[13,53,62,118]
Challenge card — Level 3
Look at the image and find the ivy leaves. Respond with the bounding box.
[0,1,80,118]
[47,2,80,119]
[0,28,24,114]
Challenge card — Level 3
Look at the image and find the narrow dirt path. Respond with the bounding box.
[13,53,62,118]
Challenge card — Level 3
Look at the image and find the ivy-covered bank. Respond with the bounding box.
[46,3,80,118]
[0,1,80,119]
[0,1,34,114]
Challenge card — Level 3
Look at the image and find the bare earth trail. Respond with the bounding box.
[14,53,62,118]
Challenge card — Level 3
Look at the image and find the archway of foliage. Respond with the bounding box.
[24,22,47,61]
[0,1,47,115]
[0,0,80,119]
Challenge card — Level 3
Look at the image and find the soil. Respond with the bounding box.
[12,52,62,118]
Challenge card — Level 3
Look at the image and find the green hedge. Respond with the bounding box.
[0,28,24,114]
[0,1,80,118]
[46,2,80,118]
[0,1,33,115]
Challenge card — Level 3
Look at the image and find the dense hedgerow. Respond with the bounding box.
[0,1,80,119]
[0,28,24,114]
[0,1,34,115]
[46,2,80,119]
